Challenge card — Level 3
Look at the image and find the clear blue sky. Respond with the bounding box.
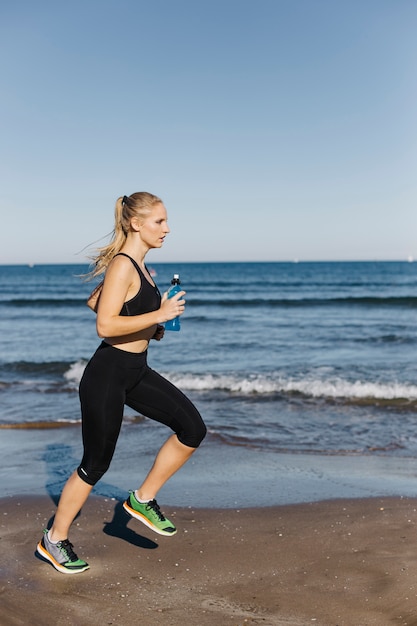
[1,0,416,264]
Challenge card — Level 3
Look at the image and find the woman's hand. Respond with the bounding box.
[160,290,186,322]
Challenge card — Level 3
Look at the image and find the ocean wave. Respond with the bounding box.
[0,298,86,307]
[2,360,417,410]
[64,360,88,384]
[3,360,76,376]
[206,430,408,455]
[0,360,87,393]
[0,418,81,429]
[0,413,145,430]
[189,296,417,308]
[164,372,417,408]
[369,334,416,345]
[1,295,416,309]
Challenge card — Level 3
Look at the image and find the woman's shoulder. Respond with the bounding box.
[106,253,138,279]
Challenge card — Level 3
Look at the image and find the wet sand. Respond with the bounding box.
[2,495,417,625]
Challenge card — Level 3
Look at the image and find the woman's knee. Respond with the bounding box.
[77,458,111,486]
[177,417,207,448]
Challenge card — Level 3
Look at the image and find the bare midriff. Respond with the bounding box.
[104,324,158,353]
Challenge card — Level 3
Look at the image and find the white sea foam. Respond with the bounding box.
[63,361,417,401]
[165,372,417,401]
[281,378,417,400]
[64,360,87,386]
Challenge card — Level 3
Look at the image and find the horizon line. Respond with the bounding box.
[0,258,414,267]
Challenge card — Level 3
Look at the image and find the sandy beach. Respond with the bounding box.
[1,261,417,625]
[2,495,417,625]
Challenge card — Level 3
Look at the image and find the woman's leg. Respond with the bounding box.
[49,344,128,541]
[137,434,196,501]
[126,366,206,501]
[49,471,93,542]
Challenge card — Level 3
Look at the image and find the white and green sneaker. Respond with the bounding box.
[36,529,89,574]
[123,492,177,536]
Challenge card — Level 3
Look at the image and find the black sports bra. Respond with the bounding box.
[115,253,161,316]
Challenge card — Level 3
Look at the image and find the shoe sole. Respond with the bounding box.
[123,500,177,536]
[36,542,90,574]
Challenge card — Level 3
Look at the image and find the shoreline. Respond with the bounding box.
[2,494,417,625]
[2,427,417,508]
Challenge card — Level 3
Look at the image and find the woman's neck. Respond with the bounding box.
[120,234,148,266]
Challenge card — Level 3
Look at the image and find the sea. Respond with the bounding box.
[1,261,417,507]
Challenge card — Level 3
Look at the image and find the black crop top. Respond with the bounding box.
[115,253,161,316]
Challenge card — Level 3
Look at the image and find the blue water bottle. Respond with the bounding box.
[165,274,182,331]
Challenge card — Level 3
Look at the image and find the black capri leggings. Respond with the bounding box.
[77,342,206,486]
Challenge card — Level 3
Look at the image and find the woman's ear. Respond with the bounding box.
[130,217,141,232]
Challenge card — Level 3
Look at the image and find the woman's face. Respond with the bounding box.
[137,202,170,249]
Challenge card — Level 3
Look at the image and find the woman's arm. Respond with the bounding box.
[96,255,185,338]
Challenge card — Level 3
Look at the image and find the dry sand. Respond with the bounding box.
[2,495,417,625]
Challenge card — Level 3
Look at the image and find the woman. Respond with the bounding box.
[36,192,207,574]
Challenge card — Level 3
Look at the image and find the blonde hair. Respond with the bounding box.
[89,192,162,278]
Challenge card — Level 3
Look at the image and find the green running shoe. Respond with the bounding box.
[36,529,90,574]
[123,492,177,536]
